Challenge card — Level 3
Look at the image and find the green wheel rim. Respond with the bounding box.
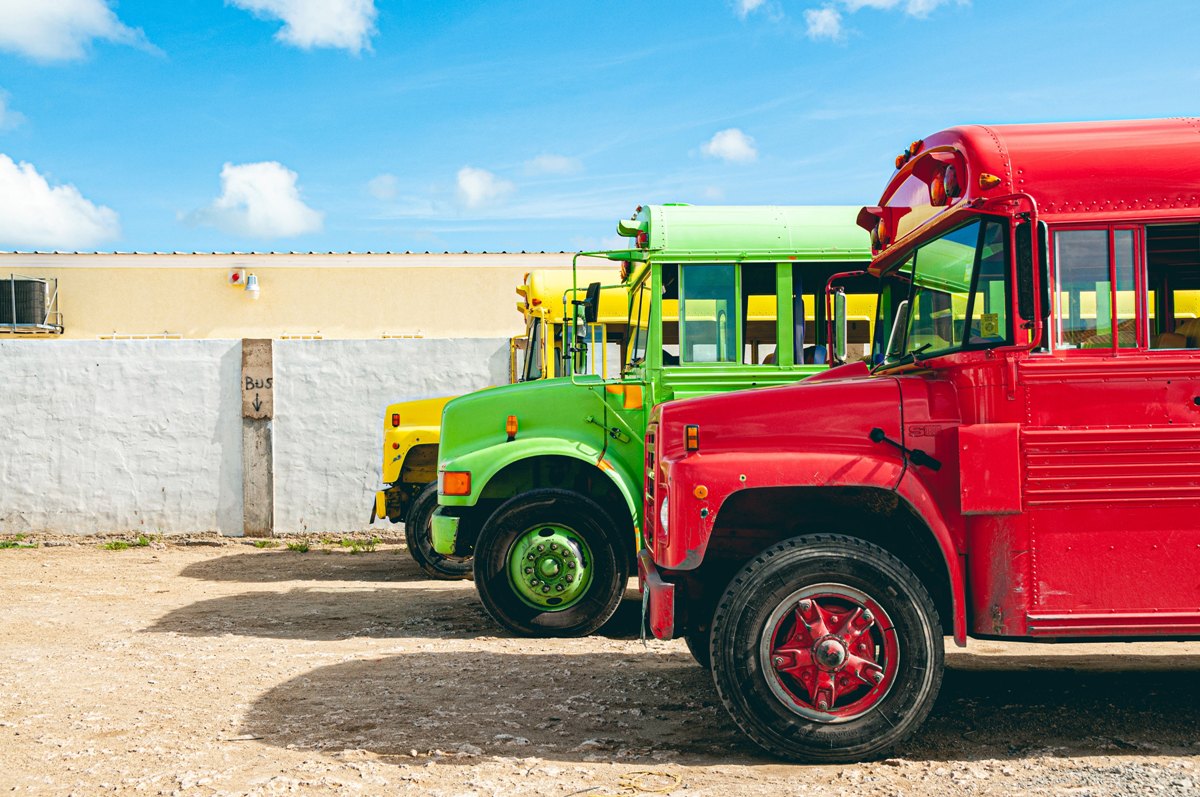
[506,524,594,611]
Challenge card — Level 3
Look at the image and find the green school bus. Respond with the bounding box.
[373,268,627,579]
[432,204,875,637]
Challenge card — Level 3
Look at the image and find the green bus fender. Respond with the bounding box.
[434,437,644,556]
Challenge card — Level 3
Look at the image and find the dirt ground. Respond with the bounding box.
[1,538,1198,796]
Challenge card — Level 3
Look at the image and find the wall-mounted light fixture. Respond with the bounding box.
[227,268,260,300]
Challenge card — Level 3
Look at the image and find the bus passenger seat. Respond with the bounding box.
[1153,331,1187,349]
[1175,318,1200,348]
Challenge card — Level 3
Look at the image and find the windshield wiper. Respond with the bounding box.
[879,342,933,370]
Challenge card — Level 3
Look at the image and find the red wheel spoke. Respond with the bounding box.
[770,646,814,675]
[812,670,837,712]
[796,600,829,639]
[846,653,885,687]
[838,606,863,636]
[843,607,877,647]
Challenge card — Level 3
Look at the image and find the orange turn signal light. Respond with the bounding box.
[685,424,700,452]
[441,471,471,496]
[506,414,518,441]
[693,485,709,500]
[391,413,400,427]
[979,172,1001,190]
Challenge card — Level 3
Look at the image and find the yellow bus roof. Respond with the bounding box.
[517,268,628,324]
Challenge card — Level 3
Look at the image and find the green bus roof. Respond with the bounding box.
[614,204,872,260]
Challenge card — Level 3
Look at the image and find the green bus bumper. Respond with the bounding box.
[431,509,460,556]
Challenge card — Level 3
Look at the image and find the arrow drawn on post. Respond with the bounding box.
[253,393,262,413]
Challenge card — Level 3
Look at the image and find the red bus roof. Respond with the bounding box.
[862,118,1200,272]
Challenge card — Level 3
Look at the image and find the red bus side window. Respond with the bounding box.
[1053,228,1138,350]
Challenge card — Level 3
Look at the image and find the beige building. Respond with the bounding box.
[0,251,580,340]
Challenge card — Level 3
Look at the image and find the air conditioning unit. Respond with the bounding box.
[0,278,47,325]
[0,275,62,333]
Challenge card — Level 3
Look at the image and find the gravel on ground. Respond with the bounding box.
[1,536,1197,796]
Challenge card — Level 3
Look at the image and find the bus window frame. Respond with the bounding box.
[625,271,653,370]
[1050,222,1146,353]
[873,213,1014,370]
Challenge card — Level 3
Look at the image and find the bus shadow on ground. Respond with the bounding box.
[178,549,431,584]
[145,587,645,642]
[241,652,1200,766]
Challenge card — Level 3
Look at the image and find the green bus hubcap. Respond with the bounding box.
[507,525,593,610]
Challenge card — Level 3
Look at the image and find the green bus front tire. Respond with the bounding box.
[474,488,628,637]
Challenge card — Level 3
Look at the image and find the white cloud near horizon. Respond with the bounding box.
[367,173,398,200]
[0,154,120,249]
[0,0,152,62]
[456,166,514,208]
[0,90,26,131]
[701,128,758,163]
[228,0,378,53]
[190,161,324,239]
[524,154,583,176]
[735,0,768,18]
[805,7,844,39]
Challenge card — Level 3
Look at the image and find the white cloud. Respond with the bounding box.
[523,154,583,176]
[0,154,119,249]
[456,166,514,209]
[843,0,962,16]
[701,128,758,163]
[805,6,844,39]
[228,0,378,53]
[0,0,152,62]
[367,173,398,200]
[191,161,323,239]
[0,90,26,131]
[735,0,767,18]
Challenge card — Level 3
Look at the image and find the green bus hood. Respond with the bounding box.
[438,375,624,503]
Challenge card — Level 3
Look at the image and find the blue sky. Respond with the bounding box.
[0,0,1196,253]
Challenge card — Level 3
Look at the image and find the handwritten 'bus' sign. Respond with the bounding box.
[242,338,274,420]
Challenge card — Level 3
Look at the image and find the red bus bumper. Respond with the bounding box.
[637,549,676,640]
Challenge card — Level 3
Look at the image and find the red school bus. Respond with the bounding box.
[639,118,1200,762]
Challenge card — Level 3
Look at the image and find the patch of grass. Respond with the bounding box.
[133,535,153,547]
[102,540,130,551]
[319,536,337,546]
[253,539,280,549]
[285,541,310,553]
[0,538,37,550]
[343,536,381,554]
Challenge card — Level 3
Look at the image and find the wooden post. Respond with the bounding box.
[241,338,274,537]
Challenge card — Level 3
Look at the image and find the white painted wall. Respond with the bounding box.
[272,338,509,534]
[0,337,508,536]
[0,340,243,534]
